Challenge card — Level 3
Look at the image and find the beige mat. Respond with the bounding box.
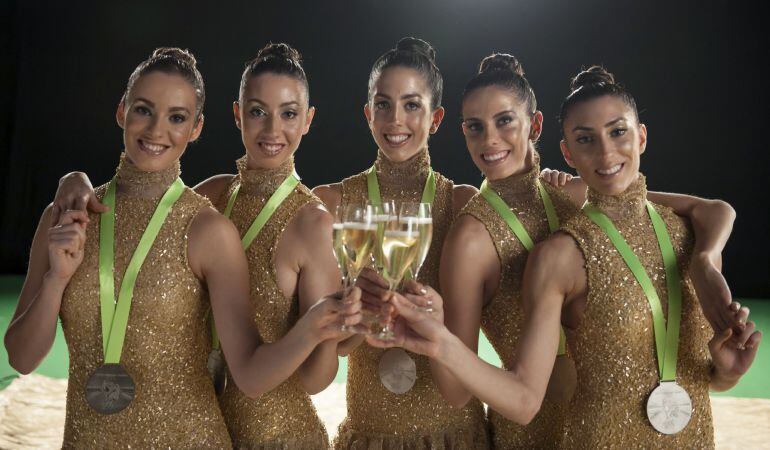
[0,374,767,449]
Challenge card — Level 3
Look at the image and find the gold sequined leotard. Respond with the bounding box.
[334,148,489,449]
[459,152,577,449]
[559,175,714,449]
[59,155,231,448]
[215,156,329,449]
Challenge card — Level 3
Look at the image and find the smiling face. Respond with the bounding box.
[234,72,314,170]
[560,95,647,196]
[461,86,542,180]
[364,66,444,163]
[117,71,202,172]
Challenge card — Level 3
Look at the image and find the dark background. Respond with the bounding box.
[2,1,768,297]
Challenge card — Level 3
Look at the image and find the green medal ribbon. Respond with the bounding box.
[99,177,185,363]
[480,178,567,355]
[366,164,436,206]
[582,201,682,382]
[367,165,437,282]
[211,171,301,349]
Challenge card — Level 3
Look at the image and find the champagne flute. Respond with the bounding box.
[331,205,349,288]
[341,203,377,287]
[369,200,397,272]
[376,212,421,339]
[400,202,432,280]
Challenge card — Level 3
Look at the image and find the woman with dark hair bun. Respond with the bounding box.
[314,37,490,448]
[367,64,760,448]
[4,47,361,448]
[45,43,362,448]
[426,53,748,448]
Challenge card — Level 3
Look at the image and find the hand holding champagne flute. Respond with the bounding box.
[400,202,433,285]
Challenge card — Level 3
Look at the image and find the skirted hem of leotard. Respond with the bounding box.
[232,430,330,450]
[333,417,490,450]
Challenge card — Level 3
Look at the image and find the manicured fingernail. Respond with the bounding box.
[420,288,427,294]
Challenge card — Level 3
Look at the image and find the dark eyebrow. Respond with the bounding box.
[245,98,264,104]
[604,117,625,127]
[493,110,517,118]
[572,117,627,132]
[169,106,191,114]
[373,93,391,100]
[401,93,422,100]
[134,97,155,107]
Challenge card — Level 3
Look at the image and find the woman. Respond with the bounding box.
[196,43,345,449]
[313,37,489,448]
[4,47,360,448]
[436,55,747,448]
[370,66,761,448]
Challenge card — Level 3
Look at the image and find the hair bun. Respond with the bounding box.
[570,65,614,91]
[257,43,301,63]
[151,47,197,66]
[478,53,524,76]
[396,37,437,63]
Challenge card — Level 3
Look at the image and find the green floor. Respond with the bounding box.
[2,275,768,398]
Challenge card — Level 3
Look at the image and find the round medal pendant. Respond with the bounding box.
[207,349,228,396]
[85,363,135,414]
[646,381,692,434]
[378,348,417,394]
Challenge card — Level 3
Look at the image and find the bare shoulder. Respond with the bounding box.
[452,184,479,212]
[193,174,235,203]
[292,202,333,237]
[188,205,239,243]
[311,183,342,210]
[444,213,494,257]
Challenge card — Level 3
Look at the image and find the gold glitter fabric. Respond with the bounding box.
[215,155,330,449]
[334,149,489,449]
[59,157,231,448]
[559,175,714,449]
[459,152,578,449]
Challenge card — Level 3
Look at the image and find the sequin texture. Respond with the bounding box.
[559,175,714,449]
[215,155,329,449]
[461,152,578,448]
[334,148,489,449]
[59,157,231,448]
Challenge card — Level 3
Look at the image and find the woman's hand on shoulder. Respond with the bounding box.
[539,168,573,187]
[52,172,107,224]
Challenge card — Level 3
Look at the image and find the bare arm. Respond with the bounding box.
[368,234,583,424]
[5,207,88,374]
[188,207,360,398]
[293,204,347,394]
[434,214,498,408]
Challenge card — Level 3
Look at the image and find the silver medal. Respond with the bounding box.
[378,348,417,394]
[646,381,692,434]
[85,363,135,414]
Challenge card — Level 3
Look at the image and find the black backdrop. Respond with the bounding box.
[2,1,768,297]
